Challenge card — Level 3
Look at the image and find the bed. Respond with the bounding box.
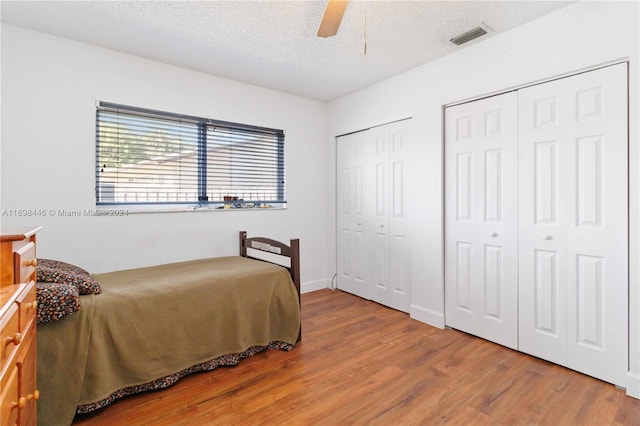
[36,231,301,426]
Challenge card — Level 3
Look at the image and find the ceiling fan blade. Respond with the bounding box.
[317,0,348,38]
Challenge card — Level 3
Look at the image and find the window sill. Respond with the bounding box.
[95,205,287,215]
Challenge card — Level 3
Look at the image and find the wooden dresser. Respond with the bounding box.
[1,227,41,426]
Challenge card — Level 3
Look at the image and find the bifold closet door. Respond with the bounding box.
[337,130,371,300]
[518,63,628,386]
[444,92,519,349]
[337,120,412,312]
[368,121,412,312]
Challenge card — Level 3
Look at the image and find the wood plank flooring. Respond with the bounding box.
[73,289,640,425]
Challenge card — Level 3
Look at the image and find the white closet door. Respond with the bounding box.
[445,92,519,349]
[337,120,412,313]
[368,121,412,312]
[370,125,392,307]
[518,63,628,386]
[387,120,412,312]
[518,77,569,363]
[337,131,370,300]
[445,100,478,333]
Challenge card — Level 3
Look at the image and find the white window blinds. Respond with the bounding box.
[96,102,286,209]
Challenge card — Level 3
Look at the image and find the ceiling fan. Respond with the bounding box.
[317,0,349,38]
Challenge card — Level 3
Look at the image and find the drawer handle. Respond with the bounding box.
[5,332,22,346]
[27,390,40,401]
[25,259,37,267]
[25,301,38,311]
[11,397,26,410]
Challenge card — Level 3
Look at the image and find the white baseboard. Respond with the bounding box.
[627,371,640,399]
[301,279,329,294]
[410,304,445,329]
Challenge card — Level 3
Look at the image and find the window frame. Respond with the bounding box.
[95,102,286,212]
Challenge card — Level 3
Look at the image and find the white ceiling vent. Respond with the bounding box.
[450,25,489,46]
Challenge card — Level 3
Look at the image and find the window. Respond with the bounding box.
[95,102,285,210]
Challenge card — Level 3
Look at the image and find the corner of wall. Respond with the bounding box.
[301,278,329,294]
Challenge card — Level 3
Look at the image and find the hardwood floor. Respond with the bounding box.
[73,289,640,425]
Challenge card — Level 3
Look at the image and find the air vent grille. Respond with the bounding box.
[450,26,488,46]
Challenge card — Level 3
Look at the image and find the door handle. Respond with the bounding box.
[544,235,553,240]
[490,232,498,237]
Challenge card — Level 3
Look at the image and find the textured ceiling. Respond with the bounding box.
[0,1,573,101]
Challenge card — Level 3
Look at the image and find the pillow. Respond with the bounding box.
[36,282,80,324]
[36,258,102,295]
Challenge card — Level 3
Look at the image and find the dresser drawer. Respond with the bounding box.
[18,330,37,426]
[16,282,37,333]
[0,360,19,426]
[1,302,20,374]
[14,242,36,285]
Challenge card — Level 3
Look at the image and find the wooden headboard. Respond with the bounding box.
[239,231,301,341]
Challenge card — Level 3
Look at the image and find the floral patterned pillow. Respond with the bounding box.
[37,258,102,295]
[36,282,80,323]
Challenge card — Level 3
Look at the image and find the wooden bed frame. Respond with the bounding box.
[239,230,301,341]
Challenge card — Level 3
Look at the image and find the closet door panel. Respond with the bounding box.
[454,241,474,312]
[564,63,628,386]
[445,92,518,348]
[518,78,568,364]
[388,121,412,312]
[519,63,628,386]
[445,102,480,335]
[456,152,474,222]
[483,244,503,319]
[337,132,370,299]
[371,126,391,306]
[533,249,560,335]
[337,134,355,295]
[476,93,518,349]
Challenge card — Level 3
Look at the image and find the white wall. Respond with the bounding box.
[327,1,640,397]
[0,24,330,293]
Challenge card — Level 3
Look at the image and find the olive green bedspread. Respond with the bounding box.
[36,256,301,426]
